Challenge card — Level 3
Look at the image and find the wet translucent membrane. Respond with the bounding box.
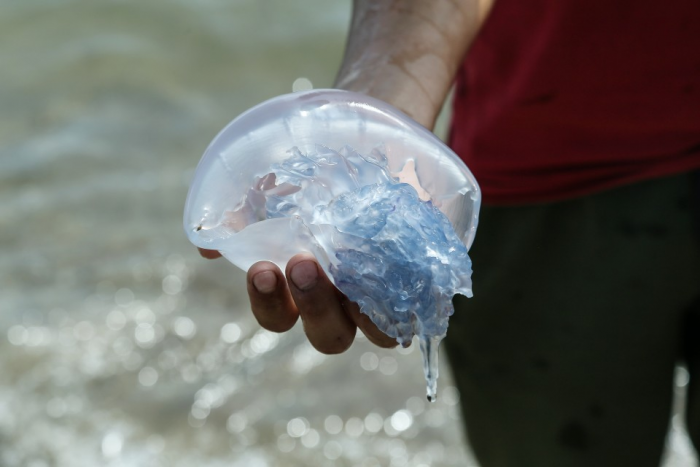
[184,89,481,401]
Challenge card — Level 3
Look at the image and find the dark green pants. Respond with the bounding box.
[446,172,700,467]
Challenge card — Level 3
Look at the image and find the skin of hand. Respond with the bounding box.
[200,0,494,354]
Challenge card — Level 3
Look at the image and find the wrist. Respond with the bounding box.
[332,0,487,130]
[334,72,441,130]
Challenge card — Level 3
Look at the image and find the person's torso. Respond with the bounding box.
[450,0,700,204]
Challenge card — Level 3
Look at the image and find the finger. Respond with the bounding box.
[286,254,356,354]
[247,261,299,333]
[343,300,400,349]
[198,248,222,259]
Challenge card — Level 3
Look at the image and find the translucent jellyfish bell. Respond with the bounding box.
[184,89,481,401]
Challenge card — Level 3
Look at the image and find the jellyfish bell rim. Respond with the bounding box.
[183,89,481,268]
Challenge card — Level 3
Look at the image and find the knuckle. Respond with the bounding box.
[258,318,295,333]
[250,302,296,333]
[378,339,398,349]
[366,332,398,349]
[313,334,354,355]
[299,304,327,319]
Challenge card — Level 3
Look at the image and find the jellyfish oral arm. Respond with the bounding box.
[334,0,494,129]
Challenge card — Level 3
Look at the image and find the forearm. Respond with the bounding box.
[334,0,494,129]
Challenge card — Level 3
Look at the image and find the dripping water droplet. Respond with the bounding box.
[419,335,441,403]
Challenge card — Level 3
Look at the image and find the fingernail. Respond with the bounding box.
[290,260,318,291]
[252,271,277,294]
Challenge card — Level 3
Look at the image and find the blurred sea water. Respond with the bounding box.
[0,1,696,466]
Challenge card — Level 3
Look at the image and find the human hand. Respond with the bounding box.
[198,249,399,354]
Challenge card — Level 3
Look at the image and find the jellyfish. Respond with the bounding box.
[183,89,481,401]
